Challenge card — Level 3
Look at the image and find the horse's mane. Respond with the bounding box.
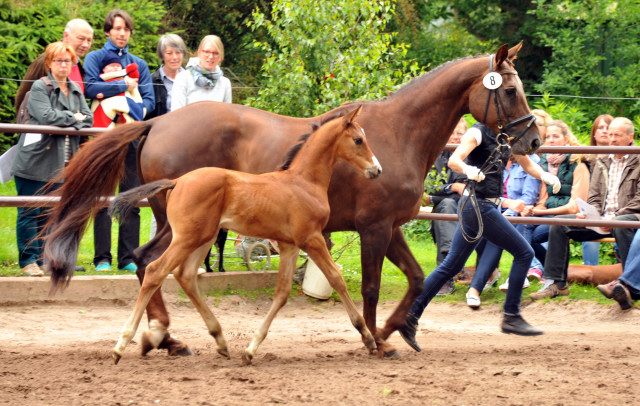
[279,111,348,171]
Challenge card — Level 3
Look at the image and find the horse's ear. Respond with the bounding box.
[507,41,523,61]
[344,104,363,125]
[494,44,509,70]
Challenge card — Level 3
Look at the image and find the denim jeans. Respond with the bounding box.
[431,197,458,265]
[531,223,550,265]
[15,176,60,267]
[410,197,533,316]
[543,214,639,283]
[582,241,600,265]
[469,222,535,292]
[619,229,640,299]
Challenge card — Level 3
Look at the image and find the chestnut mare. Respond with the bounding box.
[109,106,382,364]
[45,42,540,358]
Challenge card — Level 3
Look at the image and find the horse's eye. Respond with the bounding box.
[505,87,516,96]
[354,138,363,145]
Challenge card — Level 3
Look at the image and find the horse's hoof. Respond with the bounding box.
[382,349,401,360]
[169,346,194,357]
[141,332,155,356]
[241,352,253,365]
[217,348,230,359]
[112,351,122,365]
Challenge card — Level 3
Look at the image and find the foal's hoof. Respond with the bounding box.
[112,351,122,365]
[217,347,230,359]
[241,352,253,365]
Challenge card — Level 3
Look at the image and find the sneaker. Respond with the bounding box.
[436,279,455,296]
[527,268,542,282]
[529,282,569,300]
[501,314,543,336]
[466,291,481,309]
[499,277,530,292]
[197,267,207,275]
[612,283,633,310]
[483,269,501,292]
[596,280,618,299]
[22,263,44,277]
[95,261,111,272]
[119,262,137,272]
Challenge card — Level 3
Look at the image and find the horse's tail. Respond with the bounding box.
[109,179,177,223]
[46,121,153,294]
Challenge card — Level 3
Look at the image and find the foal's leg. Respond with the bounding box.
[113,247,182,364]
[133,222,192,357]
[243,242,299,365]
[303,235,377,353]
[172,240,229,358]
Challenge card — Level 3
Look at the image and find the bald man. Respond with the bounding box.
[15,19,93,112]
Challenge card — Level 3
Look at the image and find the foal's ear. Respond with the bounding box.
[344,104,363,125]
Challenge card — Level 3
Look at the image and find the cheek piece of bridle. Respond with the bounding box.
[459,54,537,243]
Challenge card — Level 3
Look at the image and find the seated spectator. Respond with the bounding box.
[582,114,614,265]
[597,228,640,310]
[11,41,93,276]
[521,120,590,281]
[422,117,468,295]
[531,117,640,300]
[90,53,145,127]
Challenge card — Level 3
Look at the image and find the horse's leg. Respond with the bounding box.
[378,227,425,341]
[172,240,229,358]
[303,235,377,353]
[357,222,397,358]
[133,220,192,357]
[216,229,228,272]
[242,242,298,365]
[113,247,181,364]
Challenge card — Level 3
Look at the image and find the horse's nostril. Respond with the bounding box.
[531,138,540,151]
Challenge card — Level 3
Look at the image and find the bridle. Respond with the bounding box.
[458,54,537,243]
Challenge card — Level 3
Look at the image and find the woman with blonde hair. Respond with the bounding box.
[171,35,231,110]
[521,120,590,281]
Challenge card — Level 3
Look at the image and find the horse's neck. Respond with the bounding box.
[286,129,339,189]
[380,57,485,172]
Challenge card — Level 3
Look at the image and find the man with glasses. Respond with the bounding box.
[531,117,640,300]
[15,19,94,112]
[83,9,154,273]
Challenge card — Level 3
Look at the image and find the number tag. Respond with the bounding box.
[483,72,502,90]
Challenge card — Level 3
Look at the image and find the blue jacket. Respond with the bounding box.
[84,39,154,116]
[503,154,541,216]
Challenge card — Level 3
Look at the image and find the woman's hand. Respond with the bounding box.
[504,198,525,214]
[73,111,87,122]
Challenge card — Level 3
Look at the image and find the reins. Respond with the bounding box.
[459,54,536,243]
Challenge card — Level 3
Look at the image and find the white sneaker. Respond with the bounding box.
[466,292,481,309]
[483,269,501,292]
[499,277,530,292]
[197,267,207,275]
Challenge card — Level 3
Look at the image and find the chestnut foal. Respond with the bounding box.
[110,106,381,364]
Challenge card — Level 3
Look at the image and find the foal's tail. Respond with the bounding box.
[110,179,177,222]
[46,121,153,294]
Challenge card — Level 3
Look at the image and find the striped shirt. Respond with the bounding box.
[603,154,628,216]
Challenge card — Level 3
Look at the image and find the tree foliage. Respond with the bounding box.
[532,0,640,120]
[245,0,421,117]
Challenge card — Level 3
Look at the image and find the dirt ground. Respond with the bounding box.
[1,293,638,406]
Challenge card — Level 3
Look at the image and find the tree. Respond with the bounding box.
[532,0,640,120]
[245,0,420,117]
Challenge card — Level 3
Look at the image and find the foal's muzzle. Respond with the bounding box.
[366,156,382,179]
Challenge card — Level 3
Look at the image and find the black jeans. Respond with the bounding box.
[93,139,140,268]
[543,213,639,283]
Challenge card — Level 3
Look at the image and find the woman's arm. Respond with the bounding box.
[448,128,481,179]
[516,153,561,194]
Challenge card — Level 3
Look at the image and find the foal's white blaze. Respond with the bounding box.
[366,155,382,178]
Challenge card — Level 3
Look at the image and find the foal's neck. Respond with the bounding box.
[286,127,341,189]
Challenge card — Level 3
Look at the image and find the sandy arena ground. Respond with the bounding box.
[1,293,638,405]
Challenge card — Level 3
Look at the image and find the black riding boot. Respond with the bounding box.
[398,313,422,352]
